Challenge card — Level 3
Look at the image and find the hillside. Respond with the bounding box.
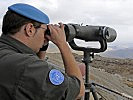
[74,54,133,79]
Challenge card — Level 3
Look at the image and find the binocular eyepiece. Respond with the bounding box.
[46,23,117,43]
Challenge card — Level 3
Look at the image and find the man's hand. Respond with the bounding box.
[78,63,86,76]
[45,23,66,48]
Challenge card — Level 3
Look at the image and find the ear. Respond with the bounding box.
[25,23,36,37]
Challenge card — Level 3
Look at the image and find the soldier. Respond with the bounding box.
[0,3,85,100]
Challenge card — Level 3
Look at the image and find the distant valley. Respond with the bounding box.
[100,43,133,59]
[100,48,133,59]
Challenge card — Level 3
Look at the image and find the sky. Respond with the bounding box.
[0,0,133,46]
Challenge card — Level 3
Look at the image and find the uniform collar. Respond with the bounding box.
[0,34,36,55]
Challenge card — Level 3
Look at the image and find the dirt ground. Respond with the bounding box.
[46,53,133,100]
[74,53,133,88]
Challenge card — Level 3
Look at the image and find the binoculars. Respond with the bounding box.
[46,23,117,43]
[46,23,117,52]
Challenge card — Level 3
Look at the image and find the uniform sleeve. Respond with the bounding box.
[64,75,81,100]
[15,56,80,100]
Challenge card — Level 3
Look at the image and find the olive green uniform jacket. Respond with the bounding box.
[0,34,80,100]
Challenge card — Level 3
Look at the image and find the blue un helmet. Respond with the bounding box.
[8,3,50,24]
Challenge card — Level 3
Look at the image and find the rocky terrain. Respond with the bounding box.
[74,53,133,85]
[46,52,133,100]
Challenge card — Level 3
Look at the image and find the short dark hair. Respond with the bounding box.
[2,10,42,35]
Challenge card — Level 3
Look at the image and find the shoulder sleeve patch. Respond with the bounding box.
[49,69,64,85]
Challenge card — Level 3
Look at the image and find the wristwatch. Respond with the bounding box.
[40,43,49,51]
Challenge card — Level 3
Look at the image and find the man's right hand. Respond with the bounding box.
[45,23,67,48]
